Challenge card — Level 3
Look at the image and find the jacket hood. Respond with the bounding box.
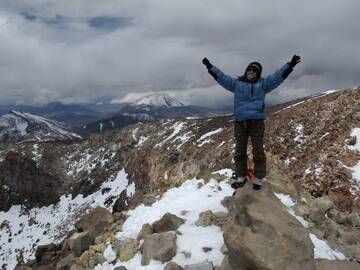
[238,62,263,83]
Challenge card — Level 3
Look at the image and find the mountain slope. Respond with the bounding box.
[80,93,230,135]
[0,111,82,143]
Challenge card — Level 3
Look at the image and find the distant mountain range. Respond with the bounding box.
[0,102,124,127]
[79,94,231,135]
[0,111,82,143]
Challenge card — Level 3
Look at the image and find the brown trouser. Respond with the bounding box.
[234,120,266,179]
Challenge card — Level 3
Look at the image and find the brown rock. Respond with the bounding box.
[223,184,315,270]
[75,207,113,237]
[152,213,185,233]
[314,258,360,270]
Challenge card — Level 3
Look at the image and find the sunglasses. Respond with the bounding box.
[247,67,259,73]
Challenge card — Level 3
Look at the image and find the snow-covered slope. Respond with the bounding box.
[0,169,135,269]
[132,93,184,108]
[0,111,82,143]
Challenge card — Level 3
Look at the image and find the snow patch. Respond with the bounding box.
[310,234,346,260]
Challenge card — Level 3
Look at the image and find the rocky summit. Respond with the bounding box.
[0,88,359,269]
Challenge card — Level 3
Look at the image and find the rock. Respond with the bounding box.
[213,212,229,227]
[328,208,348,224]
[14,267,32,270]
[143,193,158,206]
[223,184,315,270]
[164,261,184,270]
[68,231,94,257]
[137,223,154,241]
[114,267,128,270]
[113,190,129,213]
[56,254,76,270]
[323,219,341,241]
[75,207,113,237]
[348,211,360,227]
[113,211,127,222]
[293,202,310,218]
[220,244,228,255]
[88,254,106,268]
[35,244,58,262]
[78,243,106,268]
[141,232,177,265]
[202,247,212,252]
[219,256,236,270]
[309,196,334,223]
[152,213,185,233]
[314,258,360,270]
[195,210,216,227]
[118,238,139,262]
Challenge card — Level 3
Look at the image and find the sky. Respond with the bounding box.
[0,0,359,108]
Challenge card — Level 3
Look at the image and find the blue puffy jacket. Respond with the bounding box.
[210,64,289,121]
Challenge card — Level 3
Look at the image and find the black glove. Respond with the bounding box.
[289,55,301,68]
[202,57,213,69]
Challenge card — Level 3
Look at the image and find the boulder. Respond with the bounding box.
[152,213,185,233]
[75,207,113,237]
[195,210,216,227]
[223,184,315,270]
[164,261,184,270]
[141,232,177,265]
[348,211,360,227]
[314,259,360,270]
[56,254,77,270]
[68,231,94,257]
[137,223,154,240]
[309,196,334,223]
[118,238,139,262]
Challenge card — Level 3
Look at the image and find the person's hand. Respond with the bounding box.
[202,57,212,69]
[289,55,301,68]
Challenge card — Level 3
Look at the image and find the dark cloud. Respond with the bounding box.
[0,0,359,107]
[88,16,132,30]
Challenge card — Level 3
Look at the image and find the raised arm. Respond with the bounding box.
[263,55,301,93]
[202,58,236,93]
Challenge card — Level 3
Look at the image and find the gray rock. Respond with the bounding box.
[56,254,77,270]
[143,193,158,206]
[348,211,360,227]
[293,202,310,218]
[328,208,348,224]
[152,213,185,233]
[223,184,315,270]
[141,232,177,265]
[68,231,94,257]
[309,196,334,223]
[164,261,184,270]
[137,223,153,241]
[195,210,216,227]
[213,212,229,227]
[114,267,128,270]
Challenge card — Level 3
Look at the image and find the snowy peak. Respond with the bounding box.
[132,93,184,108]
[0,111,82,143]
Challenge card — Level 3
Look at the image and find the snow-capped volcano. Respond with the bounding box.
[132,93,185,108]
[0,111,82,143]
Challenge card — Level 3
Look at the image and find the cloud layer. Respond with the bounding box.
[0,0,359,107]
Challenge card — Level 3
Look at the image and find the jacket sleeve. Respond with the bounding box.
[209,66,236,93]
[262,64,290,93]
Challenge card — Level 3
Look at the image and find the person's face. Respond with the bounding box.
[246,67,258,81]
